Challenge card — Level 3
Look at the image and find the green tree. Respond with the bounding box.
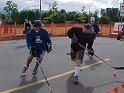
[100,8,119,23]
[50,2,59,23]
[100,8,106,16]
[92,10,99,23]
[46,1,59,23]
[0,13,5,21]
[66,11,77,22]
[4,0,18,16]
[77,7,88,23]
[42,11,49,20]
[11,10,19,23]
[57,9,66,23]
[58,12,66,23]
[99,16,110,24]
[19,9,35,24]
[34,10,40,20]
[106,8,119,22]
[60,9,66,14]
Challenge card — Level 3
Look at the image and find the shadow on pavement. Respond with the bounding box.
[14,45,26,49]
[84,57,101,70]
[14,75,45,93]
[66,73,94,93]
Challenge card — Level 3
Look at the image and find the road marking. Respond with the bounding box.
[0,59,110,93]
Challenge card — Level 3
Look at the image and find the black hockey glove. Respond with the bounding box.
[117,35,121,40]
[88,49,94,56]
[30,46,37,57]
[46,43,52,53]
[71,34,78,43]
[23,30,26,34]
[91,30,96,36]
[122,27,124,31]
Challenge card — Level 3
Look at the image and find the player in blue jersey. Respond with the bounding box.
[22,20,52,74]
[88,17,100,57]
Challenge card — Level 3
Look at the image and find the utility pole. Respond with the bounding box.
[39,0,41,20]
[89,8,91,23]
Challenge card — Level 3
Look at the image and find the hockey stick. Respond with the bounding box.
[36,58,54,93]
[78,43,124,70]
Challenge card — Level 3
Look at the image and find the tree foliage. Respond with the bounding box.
[100,8,119,23]
[4,0,18,16]
[99,16,110,24]
[1,0,122,24]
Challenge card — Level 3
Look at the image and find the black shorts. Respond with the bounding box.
[30,50,45,59]
[70,49,85,62]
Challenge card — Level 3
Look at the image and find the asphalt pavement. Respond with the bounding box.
[0,37,124,93]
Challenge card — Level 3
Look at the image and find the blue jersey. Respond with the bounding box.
[91,23,100,34]
[26,28,52,55]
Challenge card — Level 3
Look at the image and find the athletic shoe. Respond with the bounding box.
[73,76,79,85]
[86,52,93,58]
[89,54,93,58]
[22,65,29,73]
[32,67,38,74]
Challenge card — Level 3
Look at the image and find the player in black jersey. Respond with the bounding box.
[16,18,33,41]
[67,24,94,84]
[23,18,33,34]
[117,24,124,40]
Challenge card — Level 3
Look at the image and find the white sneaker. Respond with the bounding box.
[22,65,28,75]
[89,55,93,58]
[73,76,79,85]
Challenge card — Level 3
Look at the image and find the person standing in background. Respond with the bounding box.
[8,18,12,34]
[88,17,100,57]
[3,17,9,34]
[23,18,33,34]
[16,18,33,41]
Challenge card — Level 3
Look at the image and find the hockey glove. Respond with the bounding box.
[117,35,121,40]
[30,46,37,57]
[122,27,124,31]
[46,43,52,53]
[88,49,94,56]
[23,30,26,34]
[71,34,78,43]
[91,30,96,36]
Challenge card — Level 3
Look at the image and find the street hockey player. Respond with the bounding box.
[67,24,94,84]
[22,20,52,75]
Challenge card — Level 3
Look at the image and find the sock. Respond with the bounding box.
[74,66,80,77]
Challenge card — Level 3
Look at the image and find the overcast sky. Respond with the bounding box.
[0,0,123,13]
